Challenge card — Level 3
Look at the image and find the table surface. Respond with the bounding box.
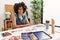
[0,24,60,40]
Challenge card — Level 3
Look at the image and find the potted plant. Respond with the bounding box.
[31,0,43,24]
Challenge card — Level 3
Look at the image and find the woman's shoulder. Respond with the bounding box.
[15,13,18,19]
[23,14,27,18]
[23,14,27,17]
[23,14,27,19]
[15,13,17,16]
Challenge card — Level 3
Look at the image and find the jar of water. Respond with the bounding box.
[5,12,11,20]
[45,20,50,30]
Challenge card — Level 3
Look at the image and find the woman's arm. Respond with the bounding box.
[26,18,31,26]
[11,12,17,28]
[11,12,31,28]
[15,18,31,28]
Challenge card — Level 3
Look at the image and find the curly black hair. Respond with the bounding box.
[14,2,27,13]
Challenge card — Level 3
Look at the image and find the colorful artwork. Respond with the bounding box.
[10,36,23,40]
[1,31,52,40]
[2,32,12,37]
[21,31,42,40]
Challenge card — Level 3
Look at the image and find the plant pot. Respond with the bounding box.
[34,19,40,24]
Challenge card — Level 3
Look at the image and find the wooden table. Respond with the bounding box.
[0,24,60,40]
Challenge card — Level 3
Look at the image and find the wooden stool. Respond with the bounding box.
[4,19,12,31]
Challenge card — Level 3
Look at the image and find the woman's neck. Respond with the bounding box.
[18,13,23,17]
[18,13,23,20]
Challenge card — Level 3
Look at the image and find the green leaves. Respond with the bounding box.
[31,0,43,24]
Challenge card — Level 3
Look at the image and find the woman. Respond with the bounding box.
[11,2,30,28]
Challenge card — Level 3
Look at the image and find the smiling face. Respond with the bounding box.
[18,7,23,15]
[14,2,27,15]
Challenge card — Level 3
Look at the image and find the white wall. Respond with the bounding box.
[0,0,33,30]
[43,0,60,26]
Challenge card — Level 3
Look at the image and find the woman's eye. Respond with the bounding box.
[19,9,22,10]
